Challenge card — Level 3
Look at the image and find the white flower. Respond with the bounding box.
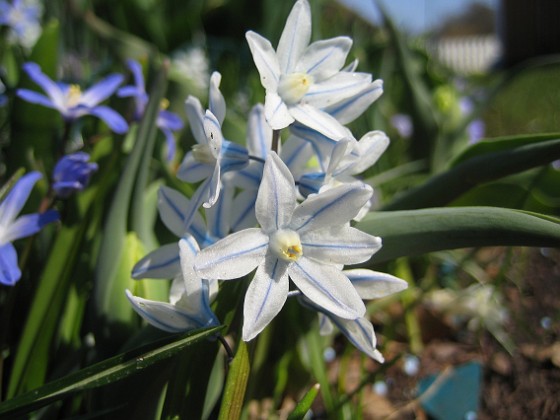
[177,72,248,209]
[311,268,408,362]
[126,236,220,333]
[245,0,371,138]
[194,152,381,341]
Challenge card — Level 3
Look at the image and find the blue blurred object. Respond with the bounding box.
[418,361,482,420]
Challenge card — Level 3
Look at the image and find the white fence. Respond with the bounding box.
[429,35,502,74]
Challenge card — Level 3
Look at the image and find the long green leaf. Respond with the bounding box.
[94,63,168,344]
[358,207,560,263]
[452,132,560,165]
[0,326,222,418]
[384,136,560,210]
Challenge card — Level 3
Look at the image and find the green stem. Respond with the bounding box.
[218,340,251,420]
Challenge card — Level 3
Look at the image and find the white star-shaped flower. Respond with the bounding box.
[245,0,371,139]
[194,152,381,341]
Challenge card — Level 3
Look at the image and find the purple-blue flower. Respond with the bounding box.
[52,152,98,198]
[16,62,128,134]
[0,171,59,286]
[117,59,184,160]
[0,0,42,49]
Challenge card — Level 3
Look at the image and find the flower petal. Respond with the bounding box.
[3,210,59,243]
[255,152,296,233]
[230,189,258,231]
[344,131,389,176]
[16,89,57,110]
[185,96,207,144]
[80,74,124,107]
[158,109,184,131]
[277,0,311,74]
[279,135,315,179]
[88,105,129,134]
[324,79,383,124]
[303,72,372,109]
[301,225,381,265]
[245,31,280,90]
[242,257,289,341]
[194,228,268,280]
[345,268,408,299]
[176,153,214,183]
[290,182,372,234]
[209,72,226,125]
[203,159,221,208]
[296,36,352,80]
[125,290,202,333]
[264,91,294,130]
[157,186,206,237]
[0,243,21,286]
[0,171,41,225]
[21,62,65,109]
[289,257,365,319]
[131,242,181,279]
[246,104,271,158]
[289,104,348,141]
[178,236,202,297]
[205,183,232,239]
[329,314,384,362]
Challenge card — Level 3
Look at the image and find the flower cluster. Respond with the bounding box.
[128,0,407,361]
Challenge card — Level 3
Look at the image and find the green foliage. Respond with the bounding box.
[0,0,559,419]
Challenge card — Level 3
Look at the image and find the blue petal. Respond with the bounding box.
[220,140,249,173]
[89,105,129,134]
[0,243,21,286]
[0,171,41,225]
[16,89,57,110]
[21,62,65,108]
[3,210,59,243]
[80,74,124,107]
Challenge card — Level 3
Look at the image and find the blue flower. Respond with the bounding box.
[52,152,98,198]
[117,59,184,161]
[0,171,59,286]
[0,0,42,49]
[16,62,128,134]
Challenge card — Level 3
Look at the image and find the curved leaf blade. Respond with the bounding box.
[358,207,560,263]
[384,136,560,210]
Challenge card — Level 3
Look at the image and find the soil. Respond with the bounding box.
[328,247,560,419]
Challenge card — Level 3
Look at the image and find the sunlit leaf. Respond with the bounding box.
[358,207,560,263]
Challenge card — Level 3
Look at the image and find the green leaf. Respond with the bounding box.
[93,63,168,345]
[384,136,560,210]
[7,224,82,398]
[358,207,560,264]
[288,383,320,420]
[218,340,250,420]
[452,132,560,166]
[0,326,223,419]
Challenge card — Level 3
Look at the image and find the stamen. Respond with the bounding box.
[269,229,303,262]
[66,84,82,108]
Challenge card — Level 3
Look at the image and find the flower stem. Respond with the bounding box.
[271,129,280,153]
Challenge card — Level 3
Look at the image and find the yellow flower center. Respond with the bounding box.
[66,84,82,108]
[277,73,313,105]
[160,98,170,110]
[269,229,303,262]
